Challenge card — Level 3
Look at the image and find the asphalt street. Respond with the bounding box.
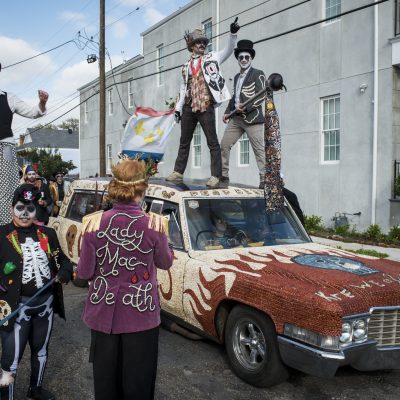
[6,284,400,400]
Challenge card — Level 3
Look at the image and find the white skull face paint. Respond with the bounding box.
[13,201,37,223]
[237,51,252,70]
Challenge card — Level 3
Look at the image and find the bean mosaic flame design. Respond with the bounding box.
[180,244,400,337]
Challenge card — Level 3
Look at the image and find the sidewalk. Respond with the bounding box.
[310,235,400,262]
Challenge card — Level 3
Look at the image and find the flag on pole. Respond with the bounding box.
[120,107,175,162]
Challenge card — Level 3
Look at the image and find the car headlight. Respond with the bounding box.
[352,319,367,341]
[340,322,352,344]
[340,318,369,346]
[284,323,340,350]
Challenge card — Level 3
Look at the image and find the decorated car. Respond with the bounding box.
[49,178,400,387]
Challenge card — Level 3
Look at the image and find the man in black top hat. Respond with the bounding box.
[166,19,240,188]
[219,40,266,189]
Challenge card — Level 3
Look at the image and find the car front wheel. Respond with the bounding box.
[224,304,289,387]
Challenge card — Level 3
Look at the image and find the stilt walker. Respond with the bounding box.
[0,63,48,225]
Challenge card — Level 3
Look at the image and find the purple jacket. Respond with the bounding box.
[77,202,173,334]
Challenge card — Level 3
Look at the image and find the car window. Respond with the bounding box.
[145,198,184,250]
[184,198,309,251]
[67,190,103,222]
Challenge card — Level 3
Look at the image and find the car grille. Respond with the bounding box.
[368,308,400,347]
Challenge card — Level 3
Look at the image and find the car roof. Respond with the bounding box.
[80,177,259,191]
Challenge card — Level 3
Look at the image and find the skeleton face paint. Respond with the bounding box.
[237,51,252,71]
[12,201,36,227]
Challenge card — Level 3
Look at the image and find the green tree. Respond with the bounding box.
[19,148,76,179]
[30,123,59,130]
[58,118,79,131]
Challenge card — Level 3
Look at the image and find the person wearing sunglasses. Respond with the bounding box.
[220,40,266,189]
[0,184,72,400]
[166,18,240,189]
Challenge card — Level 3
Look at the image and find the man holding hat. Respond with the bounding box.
[220,40,266,189]
[0,63,49,225]
[166,18,240,188]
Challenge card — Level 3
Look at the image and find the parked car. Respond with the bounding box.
[49,178,400,387]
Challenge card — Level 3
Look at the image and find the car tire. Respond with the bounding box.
[224,304,289,387]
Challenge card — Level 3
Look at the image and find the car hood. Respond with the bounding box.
[188,242,400,335]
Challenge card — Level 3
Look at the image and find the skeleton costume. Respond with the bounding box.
[167,20,240,187]
[0,184,72,400]
[220,40,267,189]
[77,162,174,400]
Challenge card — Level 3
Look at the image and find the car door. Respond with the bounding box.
[146,197,188,320]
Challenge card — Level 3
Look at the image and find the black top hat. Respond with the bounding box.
[12,184,41,206]
[267,73,287,92]
[234,40,255,59]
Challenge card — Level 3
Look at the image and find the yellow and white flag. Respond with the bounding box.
[120,107,175,161]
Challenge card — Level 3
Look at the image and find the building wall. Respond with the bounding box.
[79,0,397,231]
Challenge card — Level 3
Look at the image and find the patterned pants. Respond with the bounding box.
[0,294,54,400]
[0,143,19,225]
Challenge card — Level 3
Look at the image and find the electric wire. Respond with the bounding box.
[18,0,389,133]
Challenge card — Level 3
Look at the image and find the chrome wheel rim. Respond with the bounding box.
[232,318,267,371]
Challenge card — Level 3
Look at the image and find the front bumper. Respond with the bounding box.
[278,336,400,378]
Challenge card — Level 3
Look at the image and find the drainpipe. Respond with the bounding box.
[215,0,220,136]
[371,0,379,224]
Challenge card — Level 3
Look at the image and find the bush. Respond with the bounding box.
[347,248,389,258]
[335,224,350,236]
[388,225,400,242]
[304,215,324,232]
[364,224,383,240]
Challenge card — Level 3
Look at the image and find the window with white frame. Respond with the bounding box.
[192,124,202,168]
[108,88,113,116]
[106,144,112,172]
[325,0,341,21]
[321,95,340,162]
[238,133,250,166]
[128,80,134,108]
[157,44,164,86]
[84,101,88,124]
[203,18,212,53]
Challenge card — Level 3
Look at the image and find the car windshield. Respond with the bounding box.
[184,198,309,251]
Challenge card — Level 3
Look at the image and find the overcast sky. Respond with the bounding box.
[0,0,191,135]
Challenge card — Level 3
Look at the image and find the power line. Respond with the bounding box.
[1,39,78,70]
[142,0,274,58]
[106,0,312,79]
[28,0,389,131]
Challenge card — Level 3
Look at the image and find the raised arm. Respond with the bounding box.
[8,90,48,118]
[215,18,240,65]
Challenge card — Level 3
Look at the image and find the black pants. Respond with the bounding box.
[174,104,222,177]
[0,294,54,400]
[90,327,159,400]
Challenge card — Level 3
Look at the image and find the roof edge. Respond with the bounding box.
[141,0,203,37]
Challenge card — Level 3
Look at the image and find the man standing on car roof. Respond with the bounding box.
[0,63,48,225]
[166,18,240,188]
[219,40,266,189]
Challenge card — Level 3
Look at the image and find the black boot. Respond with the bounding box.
[219,176,229,189]
[26,386,55,400]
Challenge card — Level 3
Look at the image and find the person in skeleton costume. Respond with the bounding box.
[0,63,48,225]
[0,184,72,400]
[166,18,240,188]
[220,40,266,189]
[77,159,174,400]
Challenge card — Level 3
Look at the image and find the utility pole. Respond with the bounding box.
[99,0,106,176]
